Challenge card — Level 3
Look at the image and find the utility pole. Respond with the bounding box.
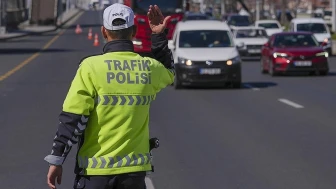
[221,0,225,15]
[332,0,336,32]
[66,0,71,12]
[261,0,264,19]
[0,0,6,34]
[256,0,260,21]
[199,0,204,13]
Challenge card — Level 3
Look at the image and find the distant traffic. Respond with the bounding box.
[91,0,333,89]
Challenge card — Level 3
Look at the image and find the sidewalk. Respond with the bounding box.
[0,8,83,41]
[333,41,336,55]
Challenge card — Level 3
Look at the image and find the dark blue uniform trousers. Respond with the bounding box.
[74,171,146,189]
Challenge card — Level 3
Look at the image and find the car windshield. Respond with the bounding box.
[324,11,332,16]
[134,0,181,14]
[179,30,233,48]
[235,29,268,38]
[258,23,279,29]
[274,34,319,47]
[297,23,328,34]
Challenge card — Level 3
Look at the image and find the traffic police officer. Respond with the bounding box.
[44,3,174,189]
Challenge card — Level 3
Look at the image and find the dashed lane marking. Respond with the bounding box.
[0,11,84,82]
[278,98,304,109]
[145,177,155,189]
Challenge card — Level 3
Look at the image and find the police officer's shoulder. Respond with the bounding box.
[141,56,161,68]
[78,53,103,66]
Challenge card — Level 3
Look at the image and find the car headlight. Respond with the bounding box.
[178,57,192,65]
[273,52,288,58]
[236,42,245,49]
[226,56,241,65]
[316,52,329,57]
[132,39,142,46]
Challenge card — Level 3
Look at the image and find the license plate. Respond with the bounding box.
[294,61,312,66]
[199,68,221,75]
[248,49,261,53]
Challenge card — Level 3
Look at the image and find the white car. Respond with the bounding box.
[255,20,284,36]
[168,20,242,89]
[231,26,269,57]
[289,18,332,54]
[323,9,332,27]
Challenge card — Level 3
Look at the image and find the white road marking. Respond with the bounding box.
[278,98,304,109]
[244,84,260,91]
[145,177,155,189]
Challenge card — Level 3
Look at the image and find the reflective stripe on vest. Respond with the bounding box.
[78,153,151,169]
[95,95,156,106]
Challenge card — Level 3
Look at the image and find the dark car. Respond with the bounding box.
[261,32,329,76]
[223,14,251,27]
[183,12,214,21]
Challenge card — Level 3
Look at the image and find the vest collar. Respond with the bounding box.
[103,40,134,53]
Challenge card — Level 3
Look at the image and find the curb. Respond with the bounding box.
[0,33,30,42]
[0,9,84,42]
[56,9,84,29]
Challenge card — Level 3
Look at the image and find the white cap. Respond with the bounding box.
[103,3,135,31]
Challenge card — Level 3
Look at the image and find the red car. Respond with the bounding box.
[123,0,184,54]
[261,32,329,76]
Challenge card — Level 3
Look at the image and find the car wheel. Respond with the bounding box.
[232,81,241,89]
[174,76,182,89]
[309,71,316,76]
[319,70,328,76]
[269,60,277,77]
[260,58,267,74]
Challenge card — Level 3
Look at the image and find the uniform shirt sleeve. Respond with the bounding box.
[151,33,175,70]
[44,60,96,166]
[63,61,96,115]
[151,33,175,93]
[153,60,175,93]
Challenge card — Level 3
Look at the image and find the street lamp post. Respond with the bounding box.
[221,0,225,15]
[256,0,260,21]
[0,0,6,34]
[332,0,336,32]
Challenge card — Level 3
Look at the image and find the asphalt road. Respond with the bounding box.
[1,11,336,189]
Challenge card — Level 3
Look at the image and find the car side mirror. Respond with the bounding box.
[168,40,175,50]
[321,41,328,47]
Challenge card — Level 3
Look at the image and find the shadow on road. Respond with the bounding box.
[0,48,75,54]
[327,71,336,76]
[172,81,277,90]
[272,71,336,77]
[1,39,40,43]
[243,82,277,88]
[41,32,91,37]
[241,57,261,62]
[65,24,102,30]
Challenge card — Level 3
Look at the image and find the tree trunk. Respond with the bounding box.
[281,0,287,25]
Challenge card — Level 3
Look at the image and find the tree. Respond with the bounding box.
[281,0,288,25]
